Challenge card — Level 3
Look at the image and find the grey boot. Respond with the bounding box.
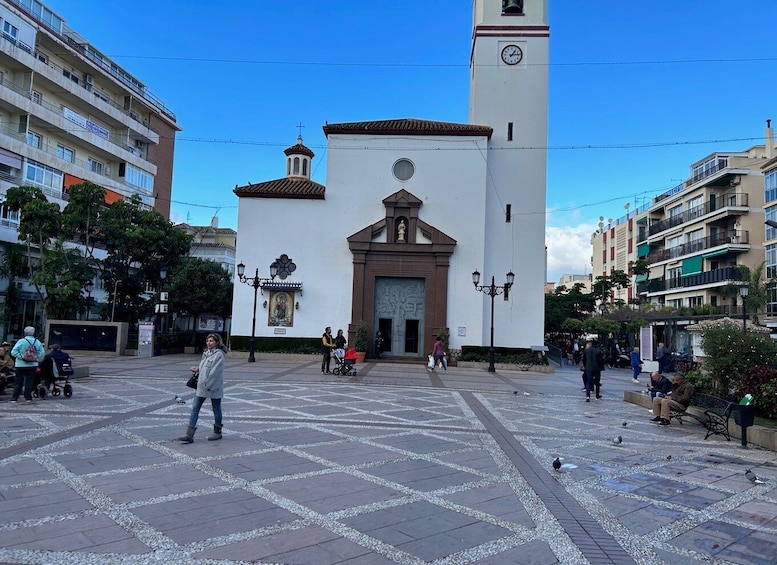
[177,425,196,443]
[207,425,222,441]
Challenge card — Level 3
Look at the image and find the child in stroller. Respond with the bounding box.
[332,347,358,376]
[34,344,74,398]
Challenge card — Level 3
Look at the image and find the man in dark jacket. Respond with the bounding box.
[38,344,71,387]
[651,374,695,425]
[646,371,673,401]
[582,340,604,402]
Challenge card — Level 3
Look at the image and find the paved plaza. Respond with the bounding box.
[0,355,776,564]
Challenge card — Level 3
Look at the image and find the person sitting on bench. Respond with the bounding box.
[651,373,695,426]
[646,371,673,401]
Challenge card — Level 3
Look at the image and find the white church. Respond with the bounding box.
[231,0,548,359]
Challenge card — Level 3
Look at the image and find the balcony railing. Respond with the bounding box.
[0,76,156,166]
[645,230,748,263]
[687,159,727,186]
[637,267,742,294]
[648,192,748,236]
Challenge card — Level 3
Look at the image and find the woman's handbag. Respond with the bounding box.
[186,372,199,389]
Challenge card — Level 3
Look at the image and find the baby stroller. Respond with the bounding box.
[33,355,75,398]
[333,347,358,376]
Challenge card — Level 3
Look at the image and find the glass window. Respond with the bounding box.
[26,131,41,148]
[766,169,777,204]
[3,21,18,39]
[88,158,104,175]
[767,243,777,280]
[393,159,415,181]
[767,205,777,241]
[125,163,153,190]
[56,145,74,163]
[24,160,63,192]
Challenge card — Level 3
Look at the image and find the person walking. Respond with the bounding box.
[178,333,226,443]
[630,346,642,384]
[321,327,334,374]
[581,340,604,402]
[431,336,447,374]
[10,326,45,404]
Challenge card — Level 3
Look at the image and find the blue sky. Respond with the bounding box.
[45,0,777,282]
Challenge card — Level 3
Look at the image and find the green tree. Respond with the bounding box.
[167,258,233,344]
[721,263,769,325]
[5,186,66,320]
[98,195,192,323]
[545,283,594,335]
[0,243,27,336]
[700,322,777,396]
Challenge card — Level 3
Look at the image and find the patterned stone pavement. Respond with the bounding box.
[0,355,775,564]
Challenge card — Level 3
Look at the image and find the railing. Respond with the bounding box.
[61,35,176,121]
[637,267,742,294]
[646,231,749,263]
[0,76,156,166]
[687,159,728,186]
[33,49,159,135]
[648,192,748,236]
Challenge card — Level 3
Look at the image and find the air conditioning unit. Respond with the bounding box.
[83,73,93,91]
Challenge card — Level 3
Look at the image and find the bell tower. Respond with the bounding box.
[469,0,549,348]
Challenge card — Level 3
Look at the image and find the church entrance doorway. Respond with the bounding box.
[374,277,425,357]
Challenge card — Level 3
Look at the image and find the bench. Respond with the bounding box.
[670,393,735,441]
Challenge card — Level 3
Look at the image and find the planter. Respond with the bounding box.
[355,351,366,363]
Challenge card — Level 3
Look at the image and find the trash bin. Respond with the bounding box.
[734,402,756,448]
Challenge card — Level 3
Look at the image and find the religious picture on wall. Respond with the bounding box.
[269,291,293,327]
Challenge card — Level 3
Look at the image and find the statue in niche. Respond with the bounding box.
[397,219,406,242]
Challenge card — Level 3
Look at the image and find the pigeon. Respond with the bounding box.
[622,422,628,427]
[552,457,561,471]
[612,435,622,445]
[174,395,185,404]
[745,469,764,484]
[513,391,518,395]
[666,455,672,461]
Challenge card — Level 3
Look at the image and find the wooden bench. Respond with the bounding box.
[670,393,735,441]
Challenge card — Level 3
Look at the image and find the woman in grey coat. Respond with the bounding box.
[178,333,225,443]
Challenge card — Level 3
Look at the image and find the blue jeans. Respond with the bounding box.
[434,354,447,371]
[649,391,666,402]
[585,370,601,397]
[632,365,641,380]
[188,396,222,428]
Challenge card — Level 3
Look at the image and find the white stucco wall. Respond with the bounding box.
[232,133,491,350]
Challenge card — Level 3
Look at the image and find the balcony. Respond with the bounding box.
[647,192,748,237]
[637,267,742,294]
[646,230,748,263]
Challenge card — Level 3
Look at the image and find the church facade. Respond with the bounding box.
[231,0,549,357]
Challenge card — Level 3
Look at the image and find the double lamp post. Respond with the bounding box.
[237,262,277,362]
[472,270,515,372]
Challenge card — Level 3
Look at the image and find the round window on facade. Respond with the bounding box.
[393,158,415,181]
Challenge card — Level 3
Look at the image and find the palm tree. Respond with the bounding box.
[721,263,769,325]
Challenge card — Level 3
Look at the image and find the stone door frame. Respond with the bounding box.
[347,189,456,358]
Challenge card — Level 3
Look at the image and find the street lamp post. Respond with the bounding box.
[110,280,122,322]
[237,262,277,362]
[84,279,94,320]
[739,283,749,332]
[155,267,167,356]
[472,270,515,372]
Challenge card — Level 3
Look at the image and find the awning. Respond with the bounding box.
[681,255,703,276]
[635,273,648,282]
[0,148,22,169]
[637,243,650,258]
[702,249,729,259]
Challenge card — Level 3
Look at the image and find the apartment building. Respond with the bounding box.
[590,207,646,306]
[635,142,770,312]
[0,0,179,334]
[0,0,179,224]
[176,217,237,278]
[762,143,777,330]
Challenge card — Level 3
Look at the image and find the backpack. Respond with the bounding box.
[22,338,39,362]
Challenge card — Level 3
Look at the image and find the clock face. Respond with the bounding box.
[501,44,523,65]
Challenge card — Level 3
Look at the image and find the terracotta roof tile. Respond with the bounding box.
[284,142,315,158]
[234,177,325,199]
[322,118,493,138]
